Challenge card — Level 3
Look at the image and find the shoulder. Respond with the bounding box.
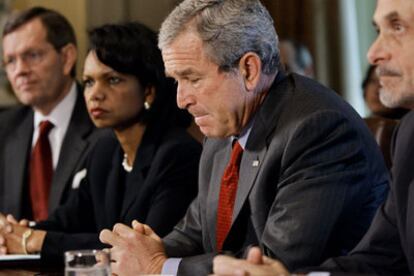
[391,110,414,169]
[153,127,202,163]
[0,105,32,132]
[0,104,31,121]
[160,127,201,151]
[90,133,119,156]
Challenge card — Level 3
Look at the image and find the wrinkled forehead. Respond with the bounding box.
[2,18,49,54]
[373,0,414,25]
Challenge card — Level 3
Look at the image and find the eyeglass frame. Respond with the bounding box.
[2,45,57,73]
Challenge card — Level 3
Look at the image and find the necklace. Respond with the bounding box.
[122,153,133,173]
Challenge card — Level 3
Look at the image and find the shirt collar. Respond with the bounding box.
[34,82,77,129]
[232,116,256,150]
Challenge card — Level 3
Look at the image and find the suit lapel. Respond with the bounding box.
[230,72,289,228]
[49,89,94,211]
[3,111,33,217]
[232,144,267,224]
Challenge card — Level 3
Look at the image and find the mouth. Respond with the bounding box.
[17,81,37,90]
[376,67,402,78]
[89,107,107,118]
[193,114,211,126]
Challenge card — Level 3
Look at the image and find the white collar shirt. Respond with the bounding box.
[32,82,77,169]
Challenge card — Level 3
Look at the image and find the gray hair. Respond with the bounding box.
[159,0,279,75]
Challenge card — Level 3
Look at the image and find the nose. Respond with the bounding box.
[176,82,194,109]
[12,57,31,76]
[85,82,105,104]
[367,35,390,66]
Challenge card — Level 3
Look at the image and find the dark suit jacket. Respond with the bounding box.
[162,73,389,275]
[35,124,201,262]
[0,87,104,219]
[320,111,414,276]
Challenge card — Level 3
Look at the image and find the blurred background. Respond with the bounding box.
[0,0,376,116]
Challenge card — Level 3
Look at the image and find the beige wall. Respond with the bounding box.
[0,0,178,106]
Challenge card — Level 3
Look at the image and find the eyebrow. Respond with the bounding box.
[166,68,198,78]
[82,70,116,79]
[385,11,400,22]
[372,11,400,29]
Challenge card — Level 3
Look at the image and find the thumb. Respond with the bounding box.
[143,224,161,241]
[246,247,263,265]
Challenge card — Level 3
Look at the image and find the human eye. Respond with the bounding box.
[393,22,405,33]
[108,76,122,85]
[25,50,43,63]
[3,56,16,67]
[190,77,201,84]
[389,18,406,34]
[82,78,94,88]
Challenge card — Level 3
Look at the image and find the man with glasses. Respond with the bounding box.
[0,7,101,222]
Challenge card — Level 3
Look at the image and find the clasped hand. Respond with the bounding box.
[99,220,167,275]
[0,213,30,254]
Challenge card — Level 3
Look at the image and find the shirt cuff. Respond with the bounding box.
[161,257,182,276]
[307,272,330,276]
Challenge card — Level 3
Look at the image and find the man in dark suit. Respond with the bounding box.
[212,0,414,275]
[0,7,101,221]
[98,0,389,275]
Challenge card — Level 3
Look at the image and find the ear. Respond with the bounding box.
[144,85,156,105]
[238,52,262,92]
[60,43,77,76]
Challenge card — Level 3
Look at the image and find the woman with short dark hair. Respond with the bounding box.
[0,22,200,262]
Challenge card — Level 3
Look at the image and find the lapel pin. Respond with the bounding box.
[252,160,260,167]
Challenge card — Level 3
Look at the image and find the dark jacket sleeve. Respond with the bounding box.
[316,113,414,276]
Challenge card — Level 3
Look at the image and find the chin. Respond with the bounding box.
[91,120,112,129]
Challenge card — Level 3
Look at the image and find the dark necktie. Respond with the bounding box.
[30,120,54,221]
[216,140,243,251]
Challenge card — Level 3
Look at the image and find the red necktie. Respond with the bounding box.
[216,140,243,251]
[30,120,54,221]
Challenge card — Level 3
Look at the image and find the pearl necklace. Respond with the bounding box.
[122,153,133,173]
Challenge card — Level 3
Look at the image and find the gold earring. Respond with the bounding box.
[144,101,151,110]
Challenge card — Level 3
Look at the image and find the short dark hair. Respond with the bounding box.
[3,6,77,77]
[88,22,191,127]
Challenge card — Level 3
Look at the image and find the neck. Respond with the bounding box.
[114,123,146,166]
[236,72,277,135]
[33,78,74,116]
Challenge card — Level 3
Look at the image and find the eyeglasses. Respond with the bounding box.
[2,47,51,72]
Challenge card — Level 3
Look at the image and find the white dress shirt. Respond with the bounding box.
[32,82,77,169]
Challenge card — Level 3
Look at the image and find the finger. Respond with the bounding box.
[111,261,120,276]
[0,246,7,255]
[0,215,7,229]
[0,235,4,245]
[142,224,161,241]
[264,257,290,274]
[99,229,121,246]
[246,247,263,264]
[6,214,18,224]
[235,269,249,276]
[113,223,138,239]
[131,220,145,234]
[4,224,12,234]
[19,219,29,227]
[213,255,244,275]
